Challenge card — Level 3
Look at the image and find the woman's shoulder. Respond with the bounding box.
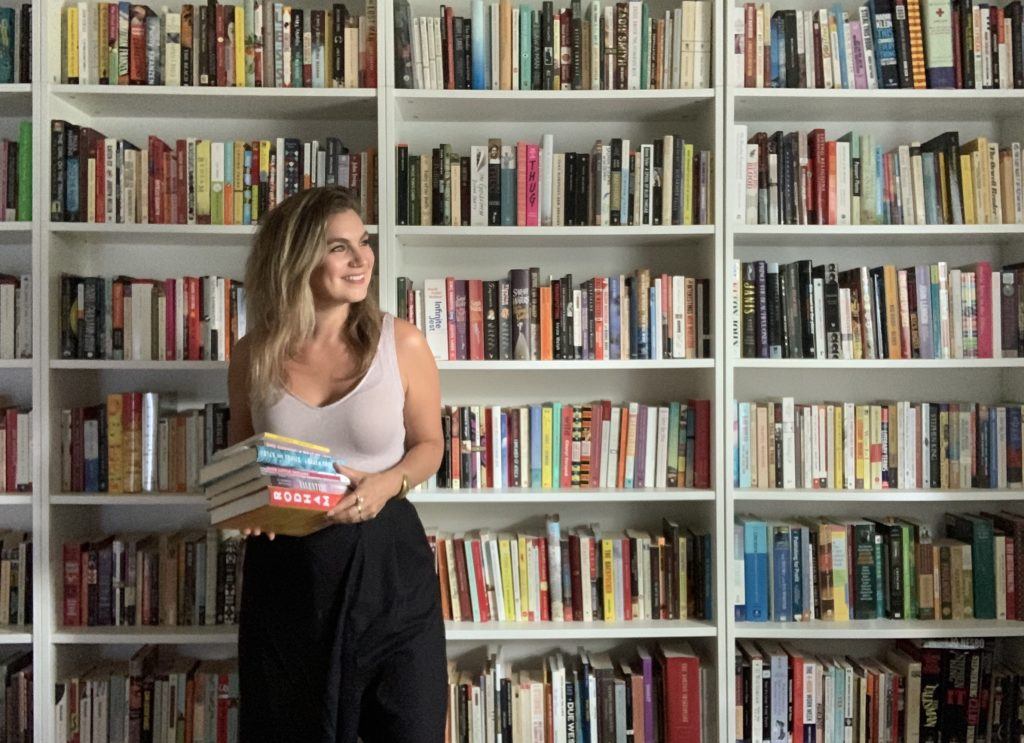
[388,313,430,353]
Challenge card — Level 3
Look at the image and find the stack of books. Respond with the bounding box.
[201,432,350,537]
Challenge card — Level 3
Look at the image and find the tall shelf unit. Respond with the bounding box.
[723,2,1024,743]
[10,0,1023,738]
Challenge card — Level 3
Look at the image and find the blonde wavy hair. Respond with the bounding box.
[244,186,381,407]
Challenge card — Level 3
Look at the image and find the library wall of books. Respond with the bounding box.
[1,0,1023,739]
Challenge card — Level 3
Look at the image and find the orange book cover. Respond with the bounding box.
[539,286,553,360]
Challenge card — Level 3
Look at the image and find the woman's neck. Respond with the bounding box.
[312,302,351,342]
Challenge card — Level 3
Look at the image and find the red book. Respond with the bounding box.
[826,140,838,225]
[128,6,148,84]
[468,536,490,622]
[80,543,90,626]
[788,648,806,743]
[743,4,756,87]
[444,277,457,361]
[560,404,573,488]
[808,129,827,225]
[812,12,824,88]
[176,139,188,225]
[568,533,583,620]
[62,542,82,626]
[444,6,456,89]
[452,536,473,620]
[966,261,993,357]
[951,6,963,88]
[1007,535,1017,620]
[657,643,702,743]
[535,535,549,621]
[186,276,200,360]
[516,141,527,226]
[165,150,176,224]
[164,278,176,360]
[215,5,227,86]
[436,539,452,619]
[689,399,711,489]
[525,144,539,225]
[468,279,484,360]
[595,277,606,360]
[95,138,106,223]
[588,401,604,488]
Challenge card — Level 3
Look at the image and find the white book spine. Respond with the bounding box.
[422,279,448,359]
[540,134,554,226]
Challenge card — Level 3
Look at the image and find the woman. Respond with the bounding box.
[227,186,447,742]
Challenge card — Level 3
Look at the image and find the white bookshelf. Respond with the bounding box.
[723,2,1024,742]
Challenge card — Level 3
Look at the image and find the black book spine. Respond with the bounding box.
[207,0,218,87]
[990,9,1000,88]
[498,279,511,360]
[51,120,66,223]
[766,265,782,358]
[893,0,913,87]
[798,259,815,358]
[577,151,589,227]
[333,4,345,86]
[1011,2,1024,88]
[462,19,472,89]
[453,16,465,89]
[18,3,29,84]
[870,268,888,358]
[651,138,663,225]
[571,0,583,88]
[671,136,683,225]
[542,1,554,89]
[483,280,499,360]
[460,155,471,226]
[487,141,501,225]
[551,278,562,360]
[609,138,622,225]
[439,5,449,89]
[431,147,442,225]
[396,145,408,225]
[742,262,756,358]
[755,260,769,359]
[563,273,574,359]
[564,152,576,226]
[198,5,209,84]
[961,0,976,88]
[824,263,841,359]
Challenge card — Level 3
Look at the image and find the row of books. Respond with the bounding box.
[428,516,713,623]
[50,122,379,226]
[737,511,1023,623]
[395,136,714,227]
[61,529,243,627]
[60,395,229,494]
[735,639,1017,743]
[198,432,351,537]
[735,127,1024,226]
[0,652,30,743]
[55,648,238,743]
[448,644,707,743]
[59,273,245,362]
[0,274,30,361]
[0,532,29,628]
[60,0,376,88]
[0,122,30,223]
[732,259,1022,360]
[736,0,1024,90]
[399,270,713,362]
[732,399,1024,491]
[0,407,29,494]
[0,4,29,84]
[430,400,712,491]
[394,0,712,90]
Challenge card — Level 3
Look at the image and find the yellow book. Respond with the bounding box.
[233,141,244,225]
[498,535,516,622]
[66,7,80,81]
[601,536,614,620]
[106,393,124,493]
[256,140,272,222]
[97,3,109,82]
[960,154,976,224]
[235,5,245,86]
[855,404,868,488]
[516,533,530,620]
[961,138,991,223]
[541,406,553,489]
[196,140,211,224]
[683,143,694,225]
[829,522,851,621]
[870,404,882,489]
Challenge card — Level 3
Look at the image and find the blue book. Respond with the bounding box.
[833,662,846,743]
[772,525,791,622]
[66,137,80,220]
[702,533,714,621]
[831,5,849,88]
[921,151,938,224]
[530,405,542,484]
[500,411,508,487]
[875,147,886,223]
[519,6,532,89]
[609,277,621,359]
[929,268,940,357]
[770,13,784,86]
[868,0,900,88]
[790,527,803,621]
[628,279,639,359]
[0,8,14,84]
[742,520,770,622]
[990,407,999,487]
[471,0,486,89]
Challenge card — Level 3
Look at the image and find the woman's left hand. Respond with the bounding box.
[324,464,401,524]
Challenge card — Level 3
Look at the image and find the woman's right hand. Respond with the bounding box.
[241,527,276,540]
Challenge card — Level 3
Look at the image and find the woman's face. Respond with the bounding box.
[309,209,375,308]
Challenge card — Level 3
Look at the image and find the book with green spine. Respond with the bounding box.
[16,121,30,221]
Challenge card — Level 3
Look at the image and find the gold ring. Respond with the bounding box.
[357,495,364,506]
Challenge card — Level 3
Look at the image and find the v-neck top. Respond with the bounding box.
[251,314,407,472]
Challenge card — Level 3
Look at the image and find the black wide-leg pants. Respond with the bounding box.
[238,497,448,743]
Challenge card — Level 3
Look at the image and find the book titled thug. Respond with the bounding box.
[200,432,350,537]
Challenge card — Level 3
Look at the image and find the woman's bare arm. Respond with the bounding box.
[390,317,445,488]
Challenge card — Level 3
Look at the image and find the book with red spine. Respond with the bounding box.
[452,536,473,620]
[690,399,711,489]
[657,642,702,743]
[516,141,527,226]
[62,542,82,626]
[536,534,550,621]
[468,535,490,622]
[560,404,573,488]
[525,144,540,225]
[808,129,827,225]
